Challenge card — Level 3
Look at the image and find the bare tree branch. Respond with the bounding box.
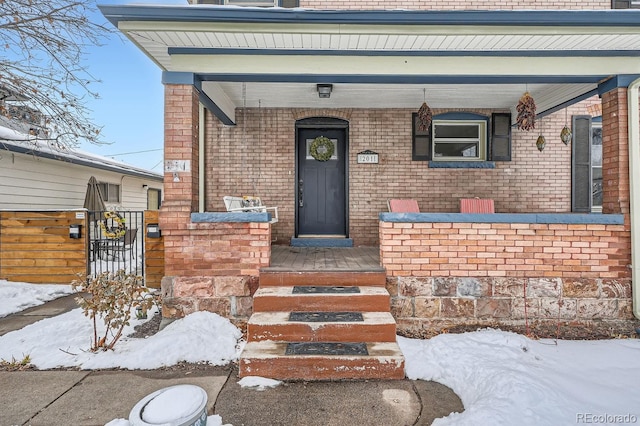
[0,0,117,149]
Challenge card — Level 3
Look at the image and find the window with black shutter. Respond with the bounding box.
[612,0,640,9]
[491,113,512,161]
[572,115,593,212]
[412,112,432,161]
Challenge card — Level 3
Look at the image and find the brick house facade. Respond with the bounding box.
[102,1,640,337]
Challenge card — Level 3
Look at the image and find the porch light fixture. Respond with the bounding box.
[317,84,332,98]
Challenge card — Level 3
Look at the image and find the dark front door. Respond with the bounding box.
[297,126,347,236]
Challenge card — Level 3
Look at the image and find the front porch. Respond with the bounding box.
[266,245,382,272]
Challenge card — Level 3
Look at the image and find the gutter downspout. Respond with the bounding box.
[198,102,205,213]
[627,78,640,320]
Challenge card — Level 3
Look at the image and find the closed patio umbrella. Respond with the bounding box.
[83,176,106,216]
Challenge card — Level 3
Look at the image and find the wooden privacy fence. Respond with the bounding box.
[0,210,164,287]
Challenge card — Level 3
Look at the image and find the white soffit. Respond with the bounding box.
[207,82,597,112]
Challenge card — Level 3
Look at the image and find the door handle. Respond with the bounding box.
[298,179,304,207]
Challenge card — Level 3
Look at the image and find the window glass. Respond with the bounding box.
[432,120,486,160]
[98,182,121,203]
[434,124,479,139]
[592,124,603,209]
[147,189,161,210]
[434,142,478,158]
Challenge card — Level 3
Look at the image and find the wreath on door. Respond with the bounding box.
[310,136,335,162]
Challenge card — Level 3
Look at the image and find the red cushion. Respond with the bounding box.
[388,199,420,213]
[460,198,495,213]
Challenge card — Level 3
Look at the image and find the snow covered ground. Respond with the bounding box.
[0,280,74,318]
[1,281,639,425]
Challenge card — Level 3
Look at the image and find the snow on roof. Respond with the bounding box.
[0,125,163,181]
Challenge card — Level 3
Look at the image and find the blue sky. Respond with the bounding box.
[79,0,187,172]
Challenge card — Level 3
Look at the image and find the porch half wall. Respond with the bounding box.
[380,213,634,336]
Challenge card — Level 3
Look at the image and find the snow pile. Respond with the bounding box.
[398,329,640,425]
[238,376,283,391]
[0,310,243,369]
[0,280,74,317]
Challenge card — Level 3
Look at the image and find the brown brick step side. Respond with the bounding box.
[259,271,387,287]
[239,341,405,380]
[253,286,390,312]
[247,311,397,342]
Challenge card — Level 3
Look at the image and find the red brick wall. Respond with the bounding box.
[299,0,609,10]
[161,218,269,324]
[162,85,269,325]
[380,221,630,280]
[204,100,600,245]
[602,88,630,215]
[380,218,634,336]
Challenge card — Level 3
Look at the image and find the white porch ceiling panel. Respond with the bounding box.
[113,14,640,119]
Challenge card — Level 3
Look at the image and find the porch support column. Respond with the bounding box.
[160,81,200,276]
[601,88,630,216]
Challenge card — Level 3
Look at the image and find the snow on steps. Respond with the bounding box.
[239,271,405,381]
[240,341,405,381]
[248,311,397,343]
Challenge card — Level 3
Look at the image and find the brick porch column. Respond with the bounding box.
[161,83,200,276]
[601,88,630,216]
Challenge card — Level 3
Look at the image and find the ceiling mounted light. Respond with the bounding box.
[317,84,332,98]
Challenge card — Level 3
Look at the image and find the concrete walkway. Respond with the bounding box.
[0,298,464,426]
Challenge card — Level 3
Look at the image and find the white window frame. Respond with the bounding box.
[432,119,487,161]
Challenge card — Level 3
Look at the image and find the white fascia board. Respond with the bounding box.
[118,20,640,37]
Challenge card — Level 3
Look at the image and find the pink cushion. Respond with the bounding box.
[460,198,495,213]
[388,199,420,213]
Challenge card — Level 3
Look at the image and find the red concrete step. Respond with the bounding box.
[247,311,397,343]
[239,341,405,380]
[259,271,387,287]
[252,286,390,312]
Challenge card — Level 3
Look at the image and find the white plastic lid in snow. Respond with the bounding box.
[141,385,206,424]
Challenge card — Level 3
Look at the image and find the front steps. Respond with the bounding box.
[239,271,405,381]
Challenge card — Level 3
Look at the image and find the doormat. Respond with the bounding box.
[288,312,364,322]
[292,286,360,294]
[285,342,368,356]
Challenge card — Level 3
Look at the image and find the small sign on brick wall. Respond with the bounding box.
[357,150,379,164]
[164,160,191,173]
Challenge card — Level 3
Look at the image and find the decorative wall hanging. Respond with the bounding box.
[560,108,572,145]
[516,91,537,131]
[310,136,335,161]
[417,88,432,132]
[536,118,546,152]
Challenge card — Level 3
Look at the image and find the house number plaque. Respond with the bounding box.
[357,150,379,164]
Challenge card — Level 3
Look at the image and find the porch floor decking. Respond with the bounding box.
[266,246,383,272]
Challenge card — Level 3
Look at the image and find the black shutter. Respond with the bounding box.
[572,115,592,212]
[412,112,432,161]
[280,0,299,6]
[491,113,512,161]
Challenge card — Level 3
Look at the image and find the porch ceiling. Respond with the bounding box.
[101,5,640,122]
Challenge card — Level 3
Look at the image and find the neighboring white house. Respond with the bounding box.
[0,125,163,211]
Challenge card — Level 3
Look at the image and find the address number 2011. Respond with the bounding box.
[357,154,379,164]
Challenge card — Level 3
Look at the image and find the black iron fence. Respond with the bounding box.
[87,210,145,279]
